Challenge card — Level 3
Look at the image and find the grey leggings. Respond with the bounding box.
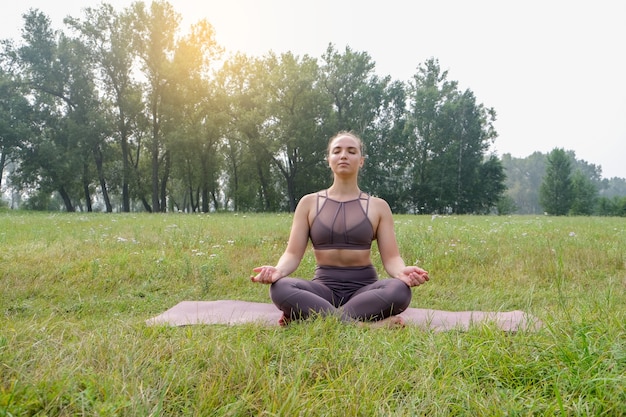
[269,265,411,322]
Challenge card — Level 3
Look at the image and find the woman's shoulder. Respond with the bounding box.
[367,195,393,221]
[295,192,318,211]
[299,192,319,203]
[368,194,392,210]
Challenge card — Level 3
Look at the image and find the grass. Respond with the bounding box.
[1,211,625,416]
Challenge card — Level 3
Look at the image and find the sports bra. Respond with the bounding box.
[309,190,374,250]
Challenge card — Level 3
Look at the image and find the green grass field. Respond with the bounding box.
[1,211,625,416]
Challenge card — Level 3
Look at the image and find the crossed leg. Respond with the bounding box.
[342,278,412,321]
[269,277,411,324]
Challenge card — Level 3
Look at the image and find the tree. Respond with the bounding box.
[475,155,507,214]
[216,54,273,211]
[319,44,412,209]
[405,58,499,214]
[131,0,181,212]
[596,196,626,216]
[263,51,326,211]
[570,169,597,215]
[501,152,546,214]
[540,148,573,215]
[66,3,145,212]
[318,44,381,134]
[404,59,453,213]
[359,79,410,212]
[0,69,33,193]
[164,19,222,212]
[436,89,497,213]
[10,10,100,211]
[599,176,626,198]
[59,32,116,212]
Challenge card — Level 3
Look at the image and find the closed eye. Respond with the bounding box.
[332,147,358,154]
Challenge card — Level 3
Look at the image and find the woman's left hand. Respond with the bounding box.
[250,266,283,284]
[397,266,429,287]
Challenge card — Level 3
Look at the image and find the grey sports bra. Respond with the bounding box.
[309,190,374,250]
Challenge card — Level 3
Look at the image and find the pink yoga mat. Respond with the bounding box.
[146,300,541,332]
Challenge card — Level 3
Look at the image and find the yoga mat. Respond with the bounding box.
[146,300,541,332]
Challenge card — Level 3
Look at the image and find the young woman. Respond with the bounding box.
[251,131,429,326]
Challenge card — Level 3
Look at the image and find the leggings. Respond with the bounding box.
[269,265,411,322]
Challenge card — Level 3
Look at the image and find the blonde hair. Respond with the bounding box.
[327,131,365,156]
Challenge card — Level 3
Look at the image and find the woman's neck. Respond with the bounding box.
[327,180,360,200]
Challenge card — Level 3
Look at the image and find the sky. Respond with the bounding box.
[2,0,625,179]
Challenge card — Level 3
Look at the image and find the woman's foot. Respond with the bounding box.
[278,314,292,327]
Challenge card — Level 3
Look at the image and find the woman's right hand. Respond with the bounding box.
[250,266,283,284]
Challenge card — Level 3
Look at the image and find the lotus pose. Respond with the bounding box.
[251,131,429,326]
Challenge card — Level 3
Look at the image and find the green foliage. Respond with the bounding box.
[596,195,626,216]
[359,80,410,212]
[504,151,625,216]
[4,3,624,217]
[65,2,147,212]
[0,70,32,187]
[570,169,598,215]
[540,148,574,215]
[600,176,626,198]
[495,194,517,215]
[1,212,625,415]
[404,59,500,214]
[475,155,507,213]
[535,149,606,216]
[502,151,546,214]
[1,4,508,215]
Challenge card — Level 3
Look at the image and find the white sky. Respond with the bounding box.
[2,0,625,179]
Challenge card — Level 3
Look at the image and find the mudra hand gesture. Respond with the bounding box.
[250,266,283,284]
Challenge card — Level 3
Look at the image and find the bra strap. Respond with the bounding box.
[316,190,329,214]
[359,192,370,214]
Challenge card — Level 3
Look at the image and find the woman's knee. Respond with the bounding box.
[387,278,412,307]
[269,277,297,303]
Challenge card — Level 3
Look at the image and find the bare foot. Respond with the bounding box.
[278,314,292,327]
[360,315,406,329]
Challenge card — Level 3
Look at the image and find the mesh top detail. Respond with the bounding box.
[309,191,374,250]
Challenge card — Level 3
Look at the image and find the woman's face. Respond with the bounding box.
[327,135,364,174]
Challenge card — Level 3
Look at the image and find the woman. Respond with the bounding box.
[251,131,429,326]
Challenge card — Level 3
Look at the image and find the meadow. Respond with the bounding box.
[1,211,625,416]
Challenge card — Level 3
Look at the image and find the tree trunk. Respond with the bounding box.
[93,145,112,212]
[82,162,93,212]
[193,186,200,213]
[151,136,160,212]
[159,150,170,212]
[230,155,239,211]
[0,149,5,192]
[121,134,131,212]
[201,185,209,213]
[141,197,152,212]
[201,155,210,213]
[59,186,75,212]
[256,161,270,211]
[211,190,219,212]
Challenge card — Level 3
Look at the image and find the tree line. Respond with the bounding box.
[502,150,626,216]
[1,2,624,216]
[0,1,506,214]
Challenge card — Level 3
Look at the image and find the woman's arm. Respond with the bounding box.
[251,194,314,284]
[374,198,429,287]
